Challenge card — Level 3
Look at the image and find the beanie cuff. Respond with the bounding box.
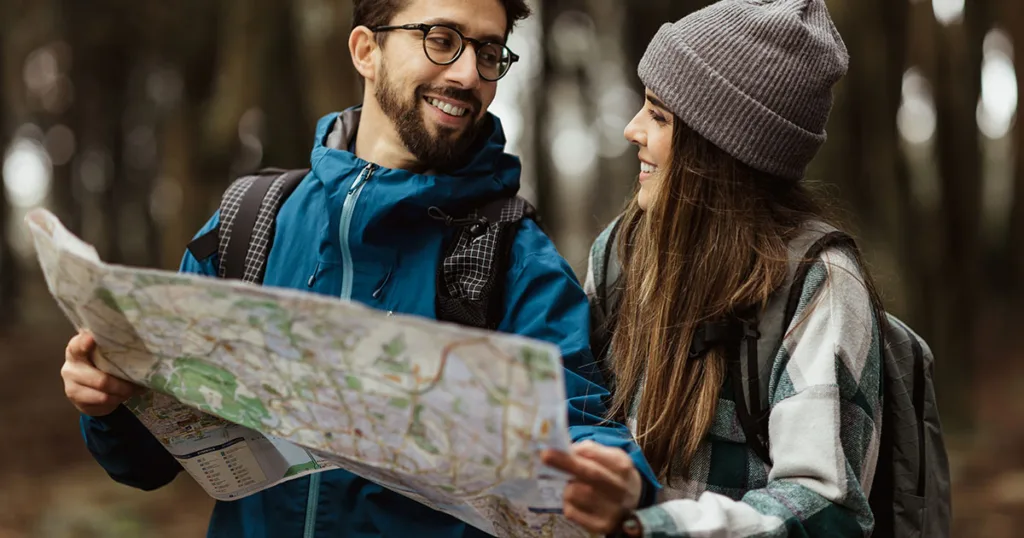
[638,25,826,181]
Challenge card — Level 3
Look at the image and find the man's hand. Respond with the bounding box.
[541,440,643,535]
[61,331,145,416]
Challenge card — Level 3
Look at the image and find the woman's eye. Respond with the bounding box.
[648,109,668,125]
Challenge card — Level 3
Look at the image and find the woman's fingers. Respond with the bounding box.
[563,500,623,535]
[562,480,610,514]
[541,448,625,490]
[573,440,635,474]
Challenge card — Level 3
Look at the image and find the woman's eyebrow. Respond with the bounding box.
[646,93,670,112]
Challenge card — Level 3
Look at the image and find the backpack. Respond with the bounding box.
[185,167,538,331]
[589,220,951,538]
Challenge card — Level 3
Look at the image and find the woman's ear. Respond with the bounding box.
[349,26,378,81]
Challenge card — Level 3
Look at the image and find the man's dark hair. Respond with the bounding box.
[353,0,531,41]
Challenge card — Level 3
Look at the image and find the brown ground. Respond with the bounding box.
[1,278,1021,537]
[0,283,213,538]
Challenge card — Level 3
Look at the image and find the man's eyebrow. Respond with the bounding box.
[422,17,505,44]
[646,93,669,111]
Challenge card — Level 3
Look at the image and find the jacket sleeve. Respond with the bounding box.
[628,249,883,537]
[80,212,221,491]
[499,220,661,506]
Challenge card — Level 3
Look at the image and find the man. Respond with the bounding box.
[59,0,658,536]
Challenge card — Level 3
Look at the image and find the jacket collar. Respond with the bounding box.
[309,106,521,214]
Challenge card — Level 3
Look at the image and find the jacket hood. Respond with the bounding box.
[309,107,521,215]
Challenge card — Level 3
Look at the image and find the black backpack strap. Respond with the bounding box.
[186,168,308,284]
[431,195,535,330]
[186,226,220,261]
[697,315,771,466]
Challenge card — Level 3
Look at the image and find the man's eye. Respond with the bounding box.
[427,37,454,49]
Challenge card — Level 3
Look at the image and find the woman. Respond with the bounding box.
[541,0,886,536]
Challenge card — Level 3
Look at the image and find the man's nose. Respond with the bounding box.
[444,47,482,89]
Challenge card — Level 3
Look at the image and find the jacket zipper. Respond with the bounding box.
[340,163,376,301]
[302,162,375,537]
[303,473,321,538]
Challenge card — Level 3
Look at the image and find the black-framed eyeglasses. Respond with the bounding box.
[370,23,520,82]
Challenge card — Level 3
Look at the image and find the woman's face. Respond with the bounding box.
[624,90,674,211]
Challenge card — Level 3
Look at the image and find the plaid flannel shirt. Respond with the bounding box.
[585,221,882,537]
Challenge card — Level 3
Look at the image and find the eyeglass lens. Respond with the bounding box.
[422,26,512,80]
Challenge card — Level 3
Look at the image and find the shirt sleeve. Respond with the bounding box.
[631,249,883,537]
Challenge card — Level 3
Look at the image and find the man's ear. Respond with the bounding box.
[349,26,378,81]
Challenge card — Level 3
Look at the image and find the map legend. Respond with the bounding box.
[178,438,267,496]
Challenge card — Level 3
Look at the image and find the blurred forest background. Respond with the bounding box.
[0,0,1020,536]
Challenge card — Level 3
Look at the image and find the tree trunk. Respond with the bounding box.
[531,0,562,240]
[931,2,988,432]
[259,0,315,170]
[58,0,132,263]
[44,0,82,235]
[1010,4,1024,304]
[868,0,922,322]
[835,2,876,225]
[293,0,361,123]
[0,15,18,323]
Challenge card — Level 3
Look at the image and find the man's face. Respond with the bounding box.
[373,0,507,170]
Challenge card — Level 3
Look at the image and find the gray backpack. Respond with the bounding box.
[588,220,952,538]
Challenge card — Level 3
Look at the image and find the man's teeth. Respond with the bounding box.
[429,98,468,117]
[640,162,658,174]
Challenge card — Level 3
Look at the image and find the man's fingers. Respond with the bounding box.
[67,384,118,409]
[541,448,624,490]
[96,374,143,400]
[64,362,140,399]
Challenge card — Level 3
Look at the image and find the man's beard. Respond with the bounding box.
[375,62,486,172]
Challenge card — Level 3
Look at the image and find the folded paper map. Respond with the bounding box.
[26,208,587,537]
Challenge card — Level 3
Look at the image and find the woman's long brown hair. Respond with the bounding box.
[608,120,863,482]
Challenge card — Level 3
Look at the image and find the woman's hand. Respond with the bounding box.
[541,440,643,535]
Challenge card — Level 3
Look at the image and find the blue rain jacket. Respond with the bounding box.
[81,108,658,537]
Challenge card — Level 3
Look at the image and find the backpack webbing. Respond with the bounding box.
[187,168,536,332]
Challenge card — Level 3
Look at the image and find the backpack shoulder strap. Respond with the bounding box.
[432,195,535,330]
[594,217,624,307]
[696,314,771,465]
[731,228,859,466]
[186,167,308,284]
[782,230,858,325]
[588,217,625,384]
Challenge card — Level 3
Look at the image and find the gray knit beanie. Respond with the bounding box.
[637,0,849,181]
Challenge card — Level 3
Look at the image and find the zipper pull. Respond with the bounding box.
[372,268,393,299]
[348,163,376,194]
[307,262,321,288]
